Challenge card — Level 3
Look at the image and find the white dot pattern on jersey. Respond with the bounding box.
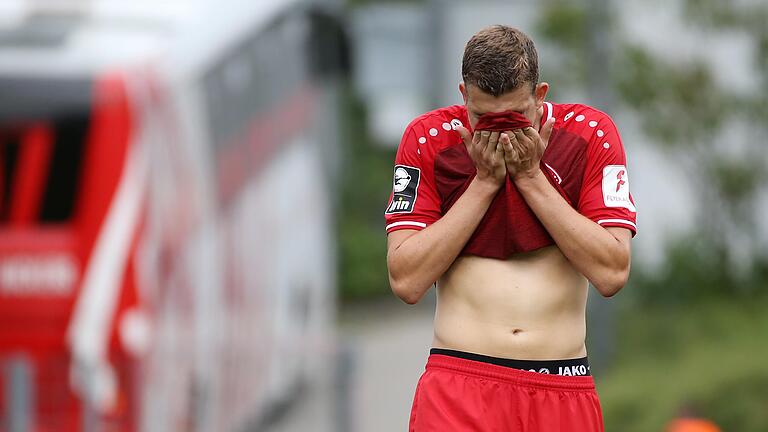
[450,119,463,129]
[589,120,598,127]
[575,114,585,122]
[564,112,574,121]
[418,137,426,144]
[442,122,451,131]
[603,142,610,149]
[429,128,438,136]
[417,148,421,155]
[597,130,605,137]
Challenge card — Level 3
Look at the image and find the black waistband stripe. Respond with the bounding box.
[430,348,591,376]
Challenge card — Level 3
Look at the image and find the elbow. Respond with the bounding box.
[389,276,425,305]
[594,234,633,297]
[593,266,630,298]
[388,262,429,304]
[387,251,428,305]
[398,291,422,305]
[595,282,622,298]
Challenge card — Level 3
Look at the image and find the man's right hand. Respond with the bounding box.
[455,126,507,187]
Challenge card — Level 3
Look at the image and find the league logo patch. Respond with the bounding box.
[602,165,636,211]
[386,165,420,214]
[393,167,412,193]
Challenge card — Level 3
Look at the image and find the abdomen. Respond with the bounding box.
[433,246,589,359]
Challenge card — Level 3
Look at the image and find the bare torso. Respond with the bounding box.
[433,245,588,360]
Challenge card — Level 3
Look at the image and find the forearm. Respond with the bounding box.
[387,177,499,304]
[515,169,630,296]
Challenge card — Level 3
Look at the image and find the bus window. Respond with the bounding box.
[40,115,88,222]
[0,114,88,225]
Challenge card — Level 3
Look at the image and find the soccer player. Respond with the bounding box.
[384,25,636,431]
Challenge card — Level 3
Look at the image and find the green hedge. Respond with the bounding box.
[599,296,768,431]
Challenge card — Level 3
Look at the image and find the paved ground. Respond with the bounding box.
[263,293,436,432]
[340,294,435,432]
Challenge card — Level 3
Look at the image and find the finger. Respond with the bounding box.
[512,129,528,153]
[494,139,506,169]
[478,131,491,149]
[484,131,500,155]
[473,131,482,144]
[500,132,511,149]
[472,131,483,156]
[522,126,538,141]
[522,127,543,151]
[506,130,521,155]
[454,125,473,152]
[540,117,555,147]
[472,131,491,159]
[500,133,518,163]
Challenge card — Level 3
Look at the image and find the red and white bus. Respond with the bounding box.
[0,1,347,430]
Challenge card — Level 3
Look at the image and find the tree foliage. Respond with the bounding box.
[538,1,768,429]
[337,87,395,300]
[539,0,768,303]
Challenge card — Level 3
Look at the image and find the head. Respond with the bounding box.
[460,25,549,130]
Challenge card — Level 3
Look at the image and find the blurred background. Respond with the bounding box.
[0,0,765,431]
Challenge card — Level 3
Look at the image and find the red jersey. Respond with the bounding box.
[384,102,637,259]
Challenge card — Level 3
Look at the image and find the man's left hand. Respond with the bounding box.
[501,117,555,180]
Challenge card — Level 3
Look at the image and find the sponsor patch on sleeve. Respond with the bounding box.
[602,165,636,212]
[386,165,420,214]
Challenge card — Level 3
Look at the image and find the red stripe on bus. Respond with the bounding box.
[0,138,4,215]
[10,124,54,224]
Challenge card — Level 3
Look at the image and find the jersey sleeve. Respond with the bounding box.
[384,119,442,234]
[577,112,638,235]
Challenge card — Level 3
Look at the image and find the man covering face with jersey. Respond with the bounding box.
[385,25,637,432]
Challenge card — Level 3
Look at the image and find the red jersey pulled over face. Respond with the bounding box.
[384,102,637,258]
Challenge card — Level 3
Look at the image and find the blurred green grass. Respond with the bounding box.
[600,296,768,431]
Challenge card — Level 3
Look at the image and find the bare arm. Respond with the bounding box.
[387,128,505,304]
[502,121,631,296]
[387,178,499,304]
[514,169,631,296]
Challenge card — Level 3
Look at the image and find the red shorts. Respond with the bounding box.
[409,352,604,431]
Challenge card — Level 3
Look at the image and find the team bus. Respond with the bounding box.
[0,0,347,430]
